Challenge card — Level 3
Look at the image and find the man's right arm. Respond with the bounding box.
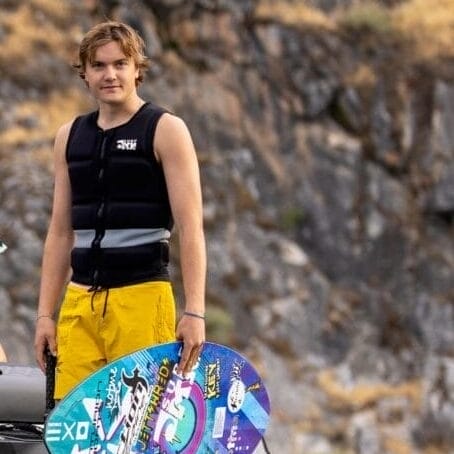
[34,121,74,372]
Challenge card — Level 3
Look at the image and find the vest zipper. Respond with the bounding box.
[90,133,108,289]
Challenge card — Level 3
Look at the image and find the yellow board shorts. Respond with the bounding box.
[55,281,176,400]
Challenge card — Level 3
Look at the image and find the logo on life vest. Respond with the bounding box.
[116,139,137,151]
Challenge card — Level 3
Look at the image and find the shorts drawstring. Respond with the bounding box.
[89,289,96,314]
[88,286,109,318]
[102,288,109,318]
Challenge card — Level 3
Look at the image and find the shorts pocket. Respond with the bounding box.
[56,288,83,349]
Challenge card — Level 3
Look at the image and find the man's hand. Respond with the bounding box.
[34,317,57,372]
[175,313,205,376]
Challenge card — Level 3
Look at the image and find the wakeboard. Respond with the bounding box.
[44,341,270,453]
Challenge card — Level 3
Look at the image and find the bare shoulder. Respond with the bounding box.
[55,119,76,145]
[53,119,77,159]
[157,112,188,132]
[154,112,194,161]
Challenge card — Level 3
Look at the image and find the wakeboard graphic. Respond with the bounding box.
[44,341,270,453]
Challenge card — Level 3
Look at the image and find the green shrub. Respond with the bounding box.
[339,1,393,35]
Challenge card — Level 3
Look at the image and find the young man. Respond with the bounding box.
[34,21,206,400]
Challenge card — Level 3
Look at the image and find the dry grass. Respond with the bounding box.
[422,448,453,454]
[254,0,335,30]
[0,2,77,62]
[343,62,378,88]
[29,0,71,21]
[392,0,454,60]
[255,0,454,63]
[318,369,423,411]
[383,436,413,454]
[0,88,91,148]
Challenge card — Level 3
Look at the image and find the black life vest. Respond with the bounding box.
[66,102,173,288]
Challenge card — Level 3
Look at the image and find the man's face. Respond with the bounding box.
[83,41,139,105]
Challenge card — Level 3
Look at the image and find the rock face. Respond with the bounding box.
[0,1,453,453]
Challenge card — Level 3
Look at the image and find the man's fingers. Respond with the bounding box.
[35,335,57,372]
[178,343,203,376]
[177,345,193,374]
[35,341,47,372]
[187,345,201,367]
[48,339,57,357]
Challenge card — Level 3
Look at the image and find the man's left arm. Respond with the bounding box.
[154,113,206,375]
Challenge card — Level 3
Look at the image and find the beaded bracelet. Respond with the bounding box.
[183,311,205,320]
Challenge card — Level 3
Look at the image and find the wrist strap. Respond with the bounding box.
[183,311,205,320]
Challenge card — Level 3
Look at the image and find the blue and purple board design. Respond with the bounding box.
[44,341,270,453]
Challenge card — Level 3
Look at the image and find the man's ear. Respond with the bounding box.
[79,73,89,88]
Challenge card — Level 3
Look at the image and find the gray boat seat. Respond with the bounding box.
[0,364,46,423]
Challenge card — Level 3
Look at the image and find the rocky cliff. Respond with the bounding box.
[0,1,453,453]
